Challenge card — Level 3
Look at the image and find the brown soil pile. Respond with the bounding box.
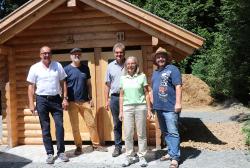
[181,122,247,151]
[182,74,213,106]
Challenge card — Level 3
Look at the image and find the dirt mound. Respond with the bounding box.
[182,74,213,106]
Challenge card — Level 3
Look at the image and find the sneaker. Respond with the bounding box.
[74,147,82,155]
[93,146,108,152]
[112,147,122,157]
[132,155,139,163]
[139,157,148,167]
[58,153,69,162]
[122,156,134,167]
[46,154,54,164]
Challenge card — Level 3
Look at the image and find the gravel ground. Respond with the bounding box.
[0,105,250,168]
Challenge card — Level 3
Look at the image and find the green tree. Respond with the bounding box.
[0,0,29,19]
[128,0,250,104]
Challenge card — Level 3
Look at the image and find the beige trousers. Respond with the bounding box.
[123,104,147,157]
[68,101,100,148]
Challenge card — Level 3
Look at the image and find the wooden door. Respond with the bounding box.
[100,50,143,141]
[51,52,96,141]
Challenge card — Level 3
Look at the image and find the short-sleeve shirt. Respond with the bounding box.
[27,61,67,95]
[120,73,148,105]
[105,60,124,95]
[64,64,91,102]
[151,64,182,111]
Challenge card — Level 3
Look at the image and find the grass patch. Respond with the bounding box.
[242,120,250,146]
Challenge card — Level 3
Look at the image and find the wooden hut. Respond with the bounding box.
[0,0,204,147]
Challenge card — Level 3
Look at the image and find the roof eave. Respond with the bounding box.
[0,0,66,44]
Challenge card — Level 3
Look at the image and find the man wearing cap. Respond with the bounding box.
[105,43,126,157]
[64,48,108,155]
[151,47,182,168]
[27,46,69,164]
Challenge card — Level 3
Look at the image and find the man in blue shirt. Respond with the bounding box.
[151,47,182,168]
[64,48,107,155]
[105,43,126,157]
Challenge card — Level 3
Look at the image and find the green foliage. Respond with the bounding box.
[127,0,250,104]
[242,120,250,146]
[0,0,29,19]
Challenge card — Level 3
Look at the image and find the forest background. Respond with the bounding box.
[0,0,249,106]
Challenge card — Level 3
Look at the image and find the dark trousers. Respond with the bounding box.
[110,95,122,149]
[36,95,65,155]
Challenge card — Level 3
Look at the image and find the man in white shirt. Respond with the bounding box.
[27,46,69,164]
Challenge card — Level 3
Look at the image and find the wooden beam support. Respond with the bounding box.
[94,47,104,144]
[5,47,18,147]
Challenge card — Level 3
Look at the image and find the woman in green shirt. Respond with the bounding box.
[119,56,152,167]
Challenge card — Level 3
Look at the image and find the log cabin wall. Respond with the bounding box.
[3,3,156,145]
[0,54,7,144]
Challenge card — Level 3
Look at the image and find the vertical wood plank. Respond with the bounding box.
[94,47,104,144]
[5,47,18,147]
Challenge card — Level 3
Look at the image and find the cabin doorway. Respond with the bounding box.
[51,48,143,142]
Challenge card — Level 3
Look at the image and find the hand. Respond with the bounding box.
[105,100,110,111]
[89,99,94,108]
[147,110,153,120]
[119,111,123,121]
[29,105,37,116]
[175,103,182,113]
[62,99,69,110]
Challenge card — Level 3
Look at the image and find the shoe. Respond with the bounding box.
[132,155,139,163]
[74,147,82,155]
[112,147,122,157]
[160,154,171,161]
[46,154,54,164]
[122,156,134,167]
[169,160,179,168]
[93,146,108,152]
[139,157,148,167]
[58,153,69,162]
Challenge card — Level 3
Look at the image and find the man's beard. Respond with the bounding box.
[73,58,80,63]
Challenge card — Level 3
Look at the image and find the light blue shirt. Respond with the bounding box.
[27,61,67,95]
[105,60,124,95]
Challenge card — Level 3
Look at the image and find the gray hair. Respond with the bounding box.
[123,56,141,76]
[113,42,125,53]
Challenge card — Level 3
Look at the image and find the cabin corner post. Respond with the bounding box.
[94,47,104,144]
[5,47,18,147]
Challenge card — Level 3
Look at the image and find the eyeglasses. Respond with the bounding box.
[71,53,81,56]
[40,52,51,55]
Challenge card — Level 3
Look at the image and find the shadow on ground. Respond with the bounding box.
[230,113,250,122]
[180,117,226,145]
[65,145,94,158]
[145,146,201,165]
[0,152,31,168]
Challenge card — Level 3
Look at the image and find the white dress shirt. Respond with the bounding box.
[27,61,67,95]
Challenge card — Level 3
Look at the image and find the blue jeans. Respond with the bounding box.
[110,95,122,149]
[156,110,180,161]
[36,95,65,155]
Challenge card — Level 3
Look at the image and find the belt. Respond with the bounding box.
[37,94,60,100]
[111,93,120,97]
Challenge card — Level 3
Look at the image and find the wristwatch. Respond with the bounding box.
[64,96,68,100]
